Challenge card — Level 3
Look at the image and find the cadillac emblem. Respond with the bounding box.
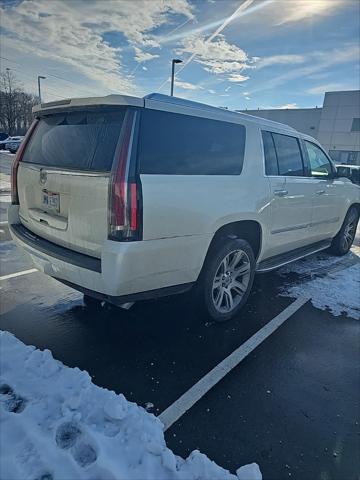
[39,169,47,185]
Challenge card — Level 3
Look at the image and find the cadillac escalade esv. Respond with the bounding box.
[8,93,360,321]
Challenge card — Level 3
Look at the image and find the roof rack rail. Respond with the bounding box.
[144,93,226,114]
[144,93,297,132]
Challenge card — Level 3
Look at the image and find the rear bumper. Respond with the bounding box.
[10,223,101,273]
[8,205,210,299]
[55,277,193,306]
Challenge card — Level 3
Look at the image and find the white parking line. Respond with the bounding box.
[0,268,38,281]
[159,296,309,431]
[0,221,8,225]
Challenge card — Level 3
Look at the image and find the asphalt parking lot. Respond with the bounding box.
[0,152,359,480]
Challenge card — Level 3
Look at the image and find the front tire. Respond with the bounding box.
[329,206,359,256]
[196,238,256,322]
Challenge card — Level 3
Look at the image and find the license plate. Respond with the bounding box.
[42,189,60,213]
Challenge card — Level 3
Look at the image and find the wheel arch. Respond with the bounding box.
[198,220,263,280]
[350,202,360,216]
[334,202,360,238]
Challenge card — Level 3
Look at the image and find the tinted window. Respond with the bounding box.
[22,108,126,171]
[139,109,246,175]
[305,141,333,177]
[272,133,304,176]
[0,133,8,141]
[262,130,278,175]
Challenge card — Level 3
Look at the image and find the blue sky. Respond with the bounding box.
[0,0,359,109]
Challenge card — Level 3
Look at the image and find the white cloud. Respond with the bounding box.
[178,35,249,69]
[134,47,159,63]
[176,34,255,86]
[168,0,260,89]
[175,80,202,90]
[0,0,193,96]
[227,74,249,83]
[256,54,306,69]
[225,86,231,92]
[208,89,216,94]
[203,60,252,74]
[279,103,298,109]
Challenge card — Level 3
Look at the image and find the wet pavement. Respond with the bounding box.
[0,151,359,479]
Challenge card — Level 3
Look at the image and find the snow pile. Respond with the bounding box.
[0,331,262,480]
[279,252,360,320]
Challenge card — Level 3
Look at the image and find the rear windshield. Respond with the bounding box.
[139,109,246,175]
[22,108,126,171]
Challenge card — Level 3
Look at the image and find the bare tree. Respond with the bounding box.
[0,70,39,135]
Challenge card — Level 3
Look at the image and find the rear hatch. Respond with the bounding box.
[17,107,127,257]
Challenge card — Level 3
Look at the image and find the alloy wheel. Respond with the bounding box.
[212,249,251,314]
[343,216,356,251]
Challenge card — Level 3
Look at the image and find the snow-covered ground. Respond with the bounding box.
[0,331,261,480]
[279,247,360,320]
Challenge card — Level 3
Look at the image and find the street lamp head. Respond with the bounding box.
[38,76,46,80]
[170,59,183,96]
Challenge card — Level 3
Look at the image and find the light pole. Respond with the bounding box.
[170,59,182,97]
[37,75,46,103]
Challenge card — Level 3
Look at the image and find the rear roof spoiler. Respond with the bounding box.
[33,92,298,135]
[33,94,144,115]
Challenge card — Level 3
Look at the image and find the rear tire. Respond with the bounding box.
[83,294,103,310]
[329,206,359,256]
[196,238,256,322]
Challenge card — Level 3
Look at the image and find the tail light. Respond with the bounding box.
[11,119,39,205]
[108,110,142,241]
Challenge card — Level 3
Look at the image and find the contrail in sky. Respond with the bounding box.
[175,0,254,76]
[157,0,274,92]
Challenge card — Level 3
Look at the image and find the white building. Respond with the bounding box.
[239,90,360,165]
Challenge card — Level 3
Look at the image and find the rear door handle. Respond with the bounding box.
[274,189,288,197]
[316,189,325,195]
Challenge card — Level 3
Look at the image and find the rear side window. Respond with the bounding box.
[272,133,304,176]
[262,130,304,177]
[262,131,278,175]
[22,108,126,171]
[138,109,246,175]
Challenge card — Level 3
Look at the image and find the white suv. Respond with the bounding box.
[8,93,360,321]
